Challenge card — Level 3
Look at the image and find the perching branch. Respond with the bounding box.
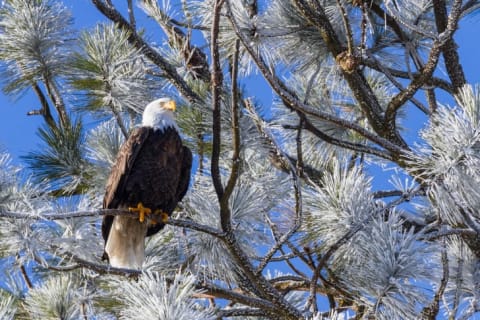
[362,58,455,95]
[0,209,226,239]
[1,204,302,314]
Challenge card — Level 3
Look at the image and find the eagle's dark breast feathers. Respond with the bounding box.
[102,126,192,241]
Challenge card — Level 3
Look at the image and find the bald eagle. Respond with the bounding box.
[102,98,192,269]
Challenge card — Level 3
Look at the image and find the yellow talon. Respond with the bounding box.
[128,202,152,223]
[160,212,169,223]
[152,209,169,224]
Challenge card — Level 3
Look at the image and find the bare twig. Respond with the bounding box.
[362,58,454,94]
[199,281,279,314]
[368,55,429,115]
[32,248,141,277]
[423,227,477,241]
[217,308,270,318]
[426,88,438,114]
[20,264,33,289]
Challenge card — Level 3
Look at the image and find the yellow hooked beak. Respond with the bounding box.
[164,100,176,112]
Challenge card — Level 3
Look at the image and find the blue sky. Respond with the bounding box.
[0,2,479,166]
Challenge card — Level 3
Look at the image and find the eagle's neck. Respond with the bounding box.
[142,109,178,131]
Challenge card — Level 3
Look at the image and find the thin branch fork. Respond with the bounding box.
[264,214,314,277]
[384,0,464,129]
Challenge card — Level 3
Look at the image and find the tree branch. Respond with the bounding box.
[291,0,407,148]
[226,4,406,157]
[421,241,449,319]
[43,74,70,128]
[385,0,463,129]
[432,0,466,92]
[222,39,241,209]
[362,58,454,94]
[0,209,226,239]
[30,82,57,130]
[127,0,136,31]
[91,0,201,103]
[302,118,395,161]
[210,0,228,231]
[198,281,279,314]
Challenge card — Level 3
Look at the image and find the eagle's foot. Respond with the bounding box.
[153,209,169,224]
[128,202,152,222]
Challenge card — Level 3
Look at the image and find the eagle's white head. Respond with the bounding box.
[142,98,178,131]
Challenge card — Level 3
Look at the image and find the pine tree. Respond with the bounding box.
[0,0,480,318]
